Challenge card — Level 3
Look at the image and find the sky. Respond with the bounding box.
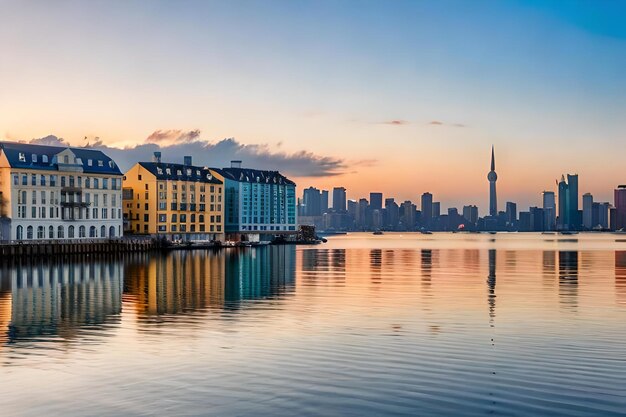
[1,0,625,214]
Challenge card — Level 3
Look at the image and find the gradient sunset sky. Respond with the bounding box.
[1,1,625,213]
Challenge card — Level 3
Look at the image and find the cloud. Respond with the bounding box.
[25,133,356,178]
[429,120,466,127]
[382,120,409,126]
[146,129,201,144]
[27,134,70,146]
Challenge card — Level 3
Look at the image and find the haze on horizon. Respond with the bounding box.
[1,0,625,213]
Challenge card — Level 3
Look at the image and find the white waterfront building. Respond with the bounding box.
[0,142,123,241]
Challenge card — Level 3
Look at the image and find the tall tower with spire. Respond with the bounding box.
[487,146,498,217]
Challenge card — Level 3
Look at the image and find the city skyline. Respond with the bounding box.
[2,1,626,209]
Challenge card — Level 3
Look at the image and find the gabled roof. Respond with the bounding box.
[0,142,122,175]
[211,167,295,186]
[138,162,222,184]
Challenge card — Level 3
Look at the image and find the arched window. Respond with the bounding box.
[26,226,33,239]
[37,226,44,239]
[58,225,64,239]
[48,226,54,239]
[79,226,86,238]
[89,226,96,238]
[16,225,23,240]
[68,225,75,238]
[100,225,106,238]
[109,226,115,238]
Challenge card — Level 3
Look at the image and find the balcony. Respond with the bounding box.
[61,200,90,208]
[62,186,83,194]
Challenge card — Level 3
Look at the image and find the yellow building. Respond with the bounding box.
[122,154,224,241]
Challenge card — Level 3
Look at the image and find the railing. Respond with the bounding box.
[62,186,83,193]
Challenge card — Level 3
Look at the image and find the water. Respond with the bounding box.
[1,233,626,416]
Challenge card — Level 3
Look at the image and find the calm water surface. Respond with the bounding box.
[1,233,626,416]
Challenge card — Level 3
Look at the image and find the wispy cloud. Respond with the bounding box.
[429,120,466,127]
[382,120,409,126]
[23,133,358,178]
[146,129,201,144]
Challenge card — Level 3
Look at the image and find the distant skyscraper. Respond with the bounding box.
[432,202,441,218]
[421,193,433,225]
[582,193,593,230]
[320,190,329,214]
[302,186,322,216]
[558,175,568,230]
[487,146,498,217]
[332,187,347,212]
[400,201,416,230]
[615,185,626,231]
[463,205,479,225]
[567,174,579,230]
[505,202,517,226]
[385,198,399,230]
[370,193,383,212]
[558,174,580,231]
[356,198,368,229]
[542,191,556,231]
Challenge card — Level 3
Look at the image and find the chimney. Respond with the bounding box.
[184,156,192,166]
[231,160,242,169]
[152,151,161,163]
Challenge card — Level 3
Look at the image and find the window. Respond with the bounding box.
[50,175,57,186]
[79,226,86,238]
[48,226,54,239]
[18,153,26,162]
[13,175,18,185]
[26,226,33,239]
[32,190,36,204]
[68,226,75,238]
[32,154,37,163]
[171,214,177,223]
[61,176,66,187]
[31,174,36,186]
[93,178,99,189]
[42,155,48,163]
[101,225,106,237]
[85,177,90,188]
[103,178,108,189]
[159,214,166,223]
[16,225,23,240]
[144,214,149,222]
[98,160,104,167]
[37,226,44,239]
[58,226,64,238]
[40,175,46,186]
[89,226,96,238]
[109,226,115,237]
[88,159,93,166]
[22,175,27,186]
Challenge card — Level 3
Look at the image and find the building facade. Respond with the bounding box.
[210,161,297,236]
[123,155,224,241]
[615,185,626,231]
[0,142,123,241]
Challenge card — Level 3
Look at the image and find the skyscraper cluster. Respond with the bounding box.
[298,147,626,233]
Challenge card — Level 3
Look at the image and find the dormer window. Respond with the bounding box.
[177,170,182,176]
[186,169,192,176]
[88,159,93,166]
[98,160,104,167]
[32,154,37,163]
[157,168,163,175]
[18,153,26,162]
[166,168,171,175]
[196,170,201,176]
[42,155,48,163]
[109,161,115,168]
[63,155,69,164]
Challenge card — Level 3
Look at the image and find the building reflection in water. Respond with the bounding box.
[616,251,626,306]
[4,256,123,343]
[370,249,382,285]
[124,246,296,316]
[558,251,578,309]
[224,246,296,308]
[487,249,496,325]
[542,251,557,287]
[124,251,226,317]
[300,248,346,287]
